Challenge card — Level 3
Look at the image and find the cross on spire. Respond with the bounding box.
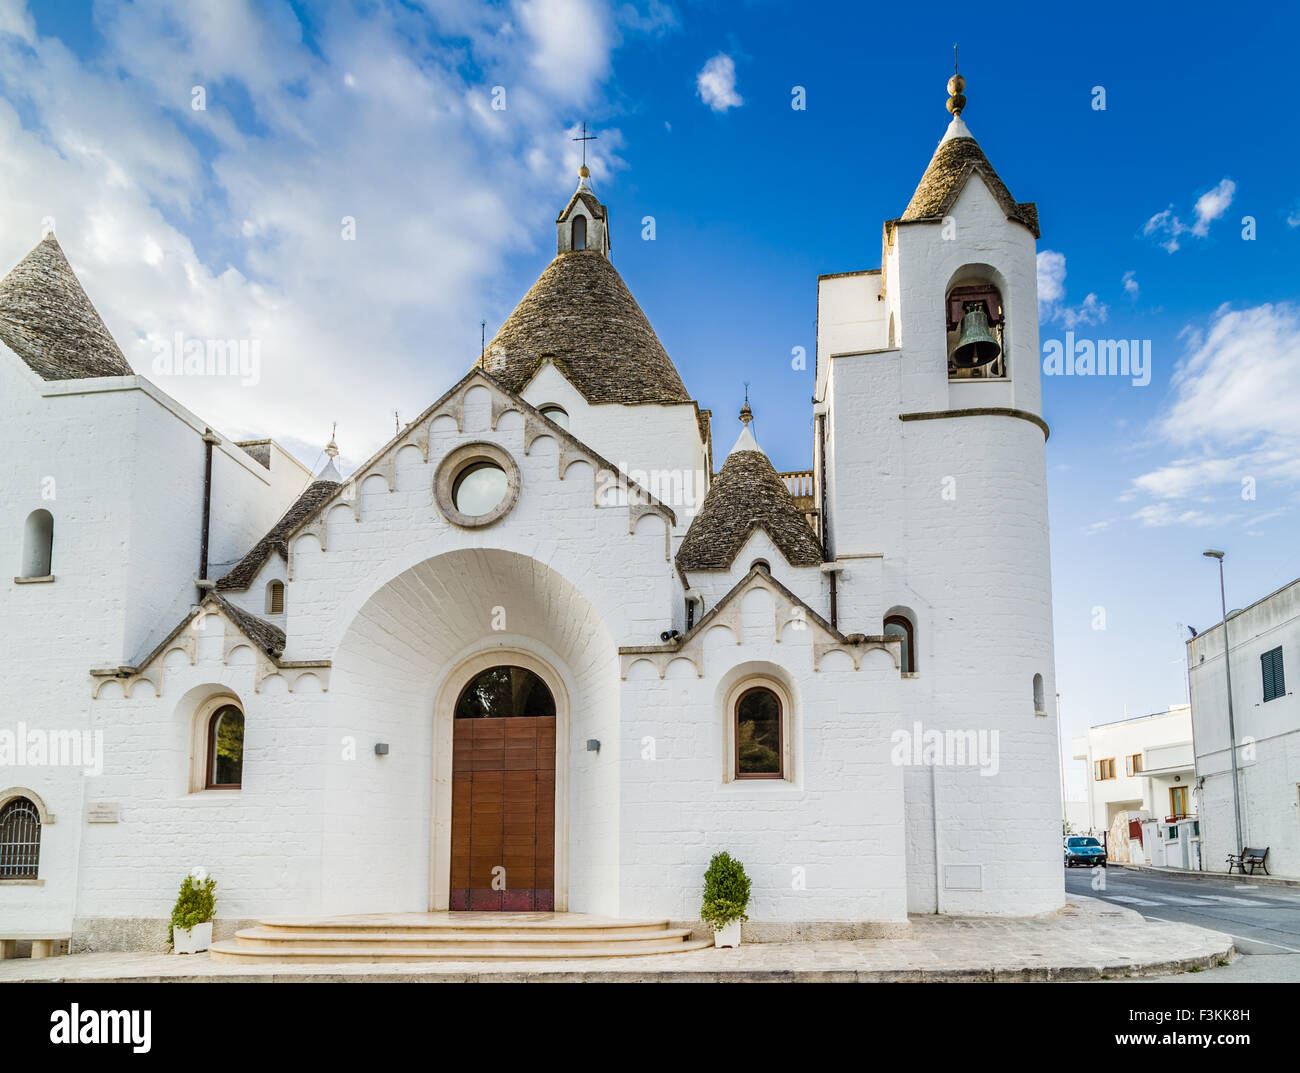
[572,122,597,170]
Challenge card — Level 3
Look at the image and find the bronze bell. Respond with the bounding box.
[951,301,1001,368]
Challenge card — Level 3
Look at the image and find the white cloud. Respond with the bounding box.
[1129,503,1236,529]
[1124,302,1300,528]
[1036,249,1108,327]
[1192,179,1236,235]
[1160,302,1300,448]
[1122,270,1138,298]
[696,53,742,112]
[1143,178,1235,252]
[516,0,614,100]
[0,0,661,463]
[1036,250,1066,304]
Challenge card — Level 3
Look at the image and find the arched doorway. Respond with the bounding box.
[449,662,557,911]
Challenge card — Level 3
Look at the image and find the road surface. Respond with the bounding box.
[1063,864,1300,982]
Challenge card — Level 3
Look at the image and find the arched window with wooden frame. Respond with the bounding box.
[266,579,285,615]
[734,685,783,779]
[206,704,245,789]
[21,508,53,578]
[0,796,41,879]
[884,614,916,674]
[571,214,587,251]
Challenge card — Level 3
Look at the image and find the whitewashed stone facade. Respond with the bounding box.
[0,97,1062,949]
[1188,576,1300,876]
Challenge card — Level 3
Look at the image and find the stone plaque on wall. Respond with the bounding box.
[86,801,120,824]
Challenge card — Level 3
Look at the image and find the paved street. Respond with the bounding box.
[1064,865,1300,982]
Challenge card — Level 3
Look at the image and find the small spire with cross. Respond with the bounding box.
[572,121,597,178]
[739,382,753,426]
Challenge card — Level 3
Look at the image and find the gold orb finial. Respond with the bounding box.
[579,164,590,178]
[946,45,966,115]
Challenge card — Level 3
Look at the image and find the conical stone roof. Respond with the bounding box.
[900,117,1039,238]
[0,234,133,380]
[477,249,691,405]
[677,427,823,571]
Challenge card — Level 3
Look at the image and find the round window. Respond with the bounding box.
[452,461,508,516]
[434,442,520,528]
[539,405,569,430]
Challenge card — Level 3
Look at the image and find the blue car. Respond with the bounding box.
[1064,836,1107,867]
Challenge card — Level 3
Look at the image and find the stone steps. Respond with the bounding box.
[209,912,711,963]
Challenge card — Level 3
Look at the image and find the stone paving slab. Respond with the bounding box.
[0,898,1233,983]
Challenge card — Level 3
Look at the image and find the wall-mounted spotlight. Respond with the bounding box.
[586,739,601,754]
[374,743,389,756]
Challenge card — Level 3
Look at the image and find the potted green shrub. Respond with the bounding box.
[169,868,217,954]
[700,851,751,948]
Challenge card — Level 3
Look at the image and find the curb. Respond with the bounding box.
[1118,863,1300,889]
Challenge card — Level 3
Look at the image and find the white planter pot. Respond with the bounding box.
[173,921,212,955]
[713,920,741,948]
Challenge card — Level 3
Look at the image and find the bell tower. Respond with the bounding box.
[814,64,1060,915]
[556,166,610,258]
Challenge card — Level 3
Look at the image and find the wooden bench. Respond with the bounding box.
[1226,846,1270,875]
[0,934,69,959]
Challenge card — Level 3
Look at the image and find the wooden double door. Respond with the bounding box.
[449,665,556,911]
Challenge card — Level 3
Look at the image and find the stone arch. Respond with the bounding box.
[328,548,619,916]
[0,786,53,824]
[945,262,1012,380]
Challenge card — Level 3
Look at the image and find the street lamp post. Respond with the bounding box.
[1203,549,1244,855]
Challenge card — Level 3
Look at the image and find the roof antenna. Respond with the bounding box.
[572,121,597,177]
[480,319,486,363]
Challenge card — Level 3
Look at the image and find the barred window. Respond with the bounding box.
[0,797,41,879]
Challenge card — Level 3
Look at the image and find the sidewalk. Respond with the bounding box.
[1118,862,1300,889]
[0,897,1234,983]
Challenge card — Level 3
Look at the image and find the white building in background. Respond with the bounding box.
[0,73,1063,952]
[1188,575,1300,877]
[1072,706,1196,844]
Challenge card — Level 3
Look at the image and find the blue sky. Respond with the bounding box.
[2,0,1297,789]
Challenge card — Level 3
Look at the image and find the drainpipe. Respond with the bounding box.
[817,410,835,627]
[198,429,222,599]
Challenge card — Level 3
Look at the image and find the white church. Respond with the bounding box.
[0,74,1062,959]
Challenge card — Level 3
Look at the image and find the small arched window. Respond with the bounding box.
[206,705,245,789]
[538,405,569,430]
[571,215,587,251]
[456,665,556,718]
[0,796,41,879]
[21,509,53,578]
[735,686,783,779]
[884,614,916,674]
[1033,673,1046,715]
[266,579,285,615]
